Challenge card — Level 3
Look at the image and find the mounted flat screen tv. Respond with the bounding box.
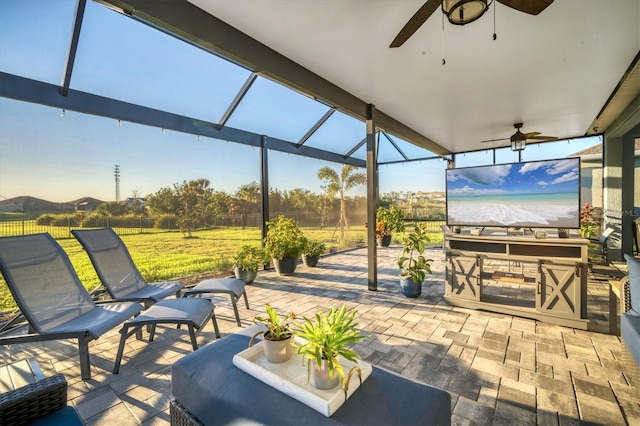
[446,157,581,229]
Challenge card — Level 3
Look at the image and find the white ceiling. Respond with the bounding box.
[188,0,639,154]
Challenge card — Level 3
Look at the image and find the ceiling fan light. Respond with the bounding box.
[511,139,526,151]
[442,0,490,25]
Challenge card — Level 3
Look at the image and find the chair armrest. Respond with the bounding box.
[0,374,68,425]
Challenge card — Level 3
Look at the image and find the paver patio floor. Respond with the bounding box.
[1,246,638,425]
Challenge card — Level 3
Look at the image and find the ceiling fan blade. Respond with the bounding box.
[389,0,442,48]
[522,131,541,137]
[526,135,558,141]
[480,137,510,143]
[497,0,554,15]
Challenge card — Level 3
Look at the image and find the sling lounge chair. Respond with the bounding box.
[588,227,614,267]
[0,233,143,380]
[72,228,183,308]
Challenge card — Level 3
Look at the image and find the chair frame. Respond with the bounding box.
[588,227,614,267]
[183,278,249,326]
[72,228,183,308]
[0,233,143,380]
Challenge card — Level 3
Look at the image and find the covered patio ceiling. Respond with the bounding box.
[101,0,639,155]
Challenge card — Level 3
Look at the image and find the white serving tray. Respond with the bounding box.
[232,338,372,417]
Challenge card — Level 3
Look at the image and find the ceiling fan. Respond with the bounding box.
[389,0,554,48]
[481,123,558,150]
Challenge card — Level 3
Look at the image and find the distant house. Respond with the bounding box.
[572,140,640,212]
[69,197,104,212]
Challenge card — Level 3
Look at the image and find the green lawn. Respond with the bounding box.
[0,225,442,312]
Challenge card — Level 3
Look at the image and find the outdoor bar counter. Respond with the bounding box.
[171,328,451,425]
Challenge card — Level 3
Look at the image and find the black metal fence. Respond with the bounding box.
[0,207,446,240]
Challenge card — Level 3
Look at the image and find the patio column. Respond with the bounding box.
[603,96,639,260]
[366,104,378,291]
[260,135,269,255]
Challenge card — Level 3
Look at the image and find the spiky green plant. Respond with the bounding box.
[293,305,368,386]
[254,304,297,341]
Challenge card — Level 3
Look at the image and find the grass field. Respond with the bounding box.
[0,225,443,312]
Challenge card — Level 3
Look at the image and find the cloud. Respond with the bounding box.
[551,170,579,184]
[519,158,579,176]
[546,159,578,175]
[448,165,511,186]
[519,162,545,174]
[537,181,549,187]
[449,186,507,196]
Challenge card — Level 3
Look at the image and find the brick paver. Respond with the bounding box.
[0,246,637,425]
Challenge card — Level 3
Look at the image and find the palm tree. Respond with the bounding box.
[317,165,366,240]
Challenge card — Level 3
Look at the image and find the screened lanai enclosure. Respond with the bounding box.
[0,0,635,294]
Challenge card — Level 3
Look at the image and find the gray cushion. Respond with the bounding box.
[123,281,183,302]
[126,298,213,325]
[185,278,245,297]
[621,312,640,367]
[172,333,451,425]
[624,254,640,316]
[48,302,142,339]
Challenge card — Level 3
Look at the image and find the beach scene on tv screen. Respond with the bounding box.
[446,158,580,228]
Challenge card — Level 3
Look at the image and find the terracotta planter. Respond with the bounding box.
[400,277,422,298]
[273,256,297,275]
[310,359,340,390]
[302,254,319,267]
[234,267,257,284]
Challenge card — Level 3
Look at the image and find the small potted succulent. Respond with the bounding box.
[252,304,297,363]
[301,237,326,267]
[233,245,269,284]
[398,223,433,298]
[264,215,305,275]
[294,305,369,390]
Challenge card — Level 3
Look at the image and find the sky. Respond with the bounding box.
[0,0,601,203]
[446,158,581,196]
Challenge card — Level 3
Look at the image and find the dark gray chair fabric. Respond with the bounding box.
[113,298,219,374]
[0,233,142,380]
[588,227,614,266]
[171,333,451,425]
[72,228,183,308]
[183,278,248,326]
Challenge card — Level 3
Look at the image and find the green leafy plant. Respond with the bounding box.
[302,237,326,257]
[233,245,269,272]
[254,304,297,341]
[375,206,406,236]
[580,201,598,238]
[398,224,433,283]
[263,215,305,260]
[294,305,369,386]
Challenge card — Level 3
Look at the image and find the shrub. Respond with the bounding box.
[36,214,55,226]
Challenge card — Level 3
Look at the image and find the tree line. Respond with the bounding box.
[39,165,370,239]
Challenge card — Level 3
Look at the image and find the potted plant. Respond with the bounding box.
[580,201,598,238]
[397,223,433,298]
[263,215,305,275]
[375,206,406,246]
[233,245,269,284]
[251,304,297,363]
[301,237,326,267]
[294,305,369,390]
